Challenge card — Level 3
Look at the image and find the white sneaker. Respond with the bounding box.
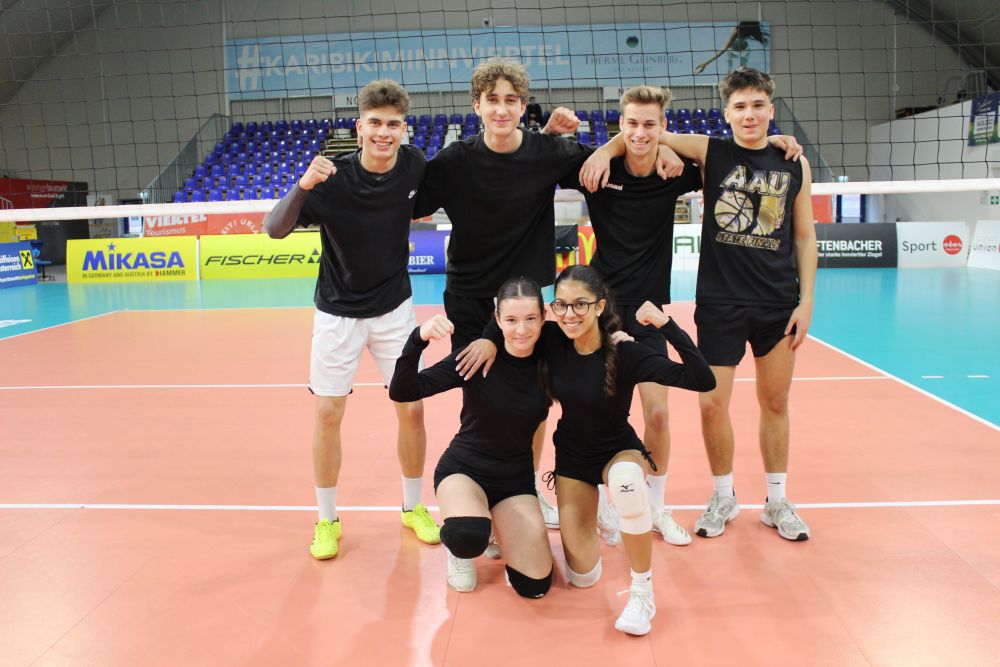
[597,488,621,547]
[651,508,691,545]
[614,587,656,636]
[483,532,501,559]
[694,491,740,538]
[446,550,476,592]
[538,493,559,529]
[761,497,811,541]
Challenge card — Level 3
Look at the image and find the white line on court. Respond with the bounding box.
[808,336,1000,432]
[2,500,999,512]
[0,310,120,341]
[922,375,944,379]
[0,377,885,391]
[968,375,990,379]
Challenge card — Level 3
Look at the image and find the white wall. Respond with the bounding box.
[0,0,986,200]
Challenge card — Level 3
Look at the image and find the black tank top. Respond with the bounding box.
[697,138,803,307]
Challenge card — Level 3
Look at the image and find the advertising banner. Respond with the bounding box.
[143,212,266,237]
[815,223,898,268]
[967,220,1000,270]
[0,178,88,209]
[226,21,769,99]
[67,237,198,283]
[0,241,39,289]
[407,230,448,274]
[896,222,970,267]
[967,93,1000,146]
[201,232,321,279]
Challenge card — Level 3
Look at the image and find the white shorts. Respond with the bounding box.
[309,298,422,397]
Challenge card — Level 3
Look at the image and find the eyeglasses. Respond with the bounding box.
[549,299,600,316]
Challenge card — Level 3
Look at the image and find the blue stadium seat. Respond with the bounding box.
[577,132,591,145]
[172,191,185,203]
[190,190,206,202]
[183,176,198,190]
[693,108,706,121]
[449,113,462,124]
[676,108,691,122]
[708,107,722,120]
[207,189,223,202]
[605,109,620,123]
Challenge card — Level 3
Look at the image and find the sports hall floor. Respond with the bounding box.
[1,268,998,666]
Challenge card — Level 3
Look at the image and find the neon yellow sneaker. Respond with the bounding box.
[310,519,341,560]
[401,503,441,544]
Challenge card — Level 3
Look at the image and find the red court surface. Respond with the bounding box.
[2,305,998,666]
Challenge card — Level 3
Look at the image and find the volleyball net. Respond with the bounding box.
[1,0,998,211]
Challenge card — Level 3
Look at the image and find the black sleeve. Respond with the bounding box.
[262,184,312,238]
[553,137,594,187]
[681,158,703,193]
[413,150,450,218]
[625,319,716,391]
[535,320,565,357]
[388,327,464,402]
[481,317,504,347]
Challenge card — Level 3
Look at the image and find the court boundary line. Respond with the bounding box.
[808,335,1000,432]
[0,310,120,341]
[2,500,999,512]
[0,376,889,390]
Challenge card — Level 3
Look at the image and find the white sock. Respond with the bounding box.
[315,486,337,522]
[765,472,787,502]
[401,475,423,511]
[713,472,734,499]
[630,568,654,597]
[535,469,545,495]
[647,473,667,514]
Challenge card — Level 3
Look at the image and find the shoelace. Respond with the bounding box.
[703,497,731,521]
[449,552,475,574]
[617,588,655,616]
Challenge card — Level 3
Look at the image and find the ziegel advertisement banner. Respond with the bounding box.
[967,220,1000,270]
[67,237,198,283]
[896,222,970,267]
[815,223,898,268]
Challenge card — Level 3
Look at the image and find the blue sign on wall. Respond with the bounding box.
[407,230,448,274]
[0,241,39,289]
[226,22,770,100]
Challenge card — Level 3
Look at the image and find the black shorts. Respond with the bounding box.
[433,447,536,509]
[694,303,796,366]
[553,443,653,488]
[614,303,670,357]
[443,291,495,353]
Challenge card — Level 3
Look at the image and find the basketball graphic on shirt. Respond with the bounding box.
[715,189,754,232]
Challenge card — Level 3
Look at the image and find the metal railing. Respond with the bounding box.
[144,113,230,203]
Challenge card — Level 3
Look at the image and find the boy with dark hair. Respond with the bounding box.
[587,66,816,541]
[264,78,440,561]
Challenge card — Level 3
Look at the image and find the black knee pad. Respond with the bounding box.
[505,565,553,599]
[440,516,491,559]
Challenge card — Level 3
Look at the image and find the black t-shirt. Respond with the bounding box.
[483,320,714,460]
[414,132,591,298]
[293,145,425,317]
[388,327,549,478]
[698,138,803,308]
[561,156,702,305]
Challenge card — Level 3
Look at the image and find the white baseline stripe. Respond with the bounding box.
[0,310,120,341]
[0,382,386,390]
[2,500,999,512]
[809,336,1000,432]
[0,377,882,391]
